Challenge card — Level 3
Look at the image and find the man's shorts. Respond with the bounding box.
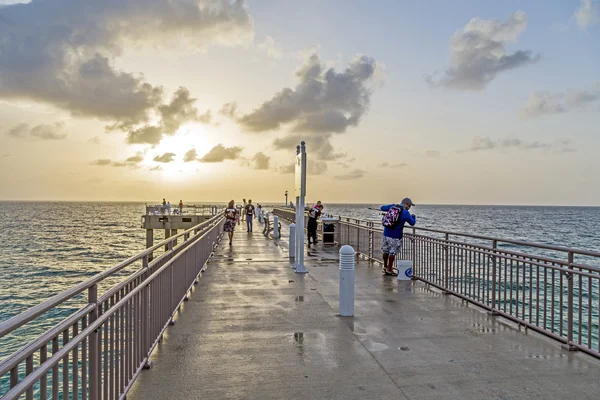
[382,236,402,255]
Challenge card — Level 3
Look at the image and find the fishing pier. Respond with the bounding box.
[1,207,599,399]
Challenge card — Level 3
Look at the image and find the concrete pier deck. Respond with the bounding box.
[129,223,600,400]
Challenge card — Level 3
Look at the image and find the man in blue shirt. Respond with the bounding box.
[380,198,416,275]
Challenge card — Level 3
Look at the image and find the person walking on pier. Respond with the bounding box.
[178,200,183,214]
[224,200,238,246]
[307,204,323,248]
[245,199,256,233]
[380,198,416,276]
[242,199,247,222]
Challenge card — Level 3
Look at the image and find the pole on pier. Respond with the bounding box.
[339,245,355,317]
[171,229,178,246]
[273,216,279,239]
[164,229,171,251]
[146,229,154,261]
[289,223,296,259]
[294,141,307,274]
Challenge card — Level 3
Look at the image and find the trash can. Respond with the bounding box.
[321,218,336,244]
[397,260,413,281]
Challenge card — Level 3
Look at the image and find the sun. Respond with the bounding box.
[143,125,212,178]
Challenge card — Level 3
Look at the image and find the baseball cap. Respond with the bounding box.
[401,197,415,206]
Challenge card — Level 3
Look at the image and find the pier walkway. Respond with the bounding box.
[129,223,600,400]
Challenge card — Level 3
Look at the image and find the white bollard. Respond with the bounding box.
[273,215,279,238]
[289,223,296,259]
[339,245,355,317]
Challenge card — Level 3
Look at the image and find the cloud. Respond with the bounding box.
[279,160,328,175]
[574,0,599,29]
[92,159,113,166]
[236,53,379,134]
[199,144,242,162]
[88,136,101,144]
[377,162,407,168]
[153,152,176,163]
[252,152,270,169]
[0,0,253,142]
[521,84,600,118]
[7,122,67,140]
[458,137,577,153]
[257,36,283,59]
[91,152,145,167]
[149,165,162,171]
[219,102,238,118]
[425,150,440,158]
[426,12,539,90]
[335,169,365,180]
[272,134,345,160]
[183,148,198,162]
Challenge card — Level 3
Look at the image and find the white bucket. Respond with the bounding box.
[397,260,413,281]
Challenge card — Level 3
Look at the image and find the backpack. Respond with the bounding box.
[382,206,402,228]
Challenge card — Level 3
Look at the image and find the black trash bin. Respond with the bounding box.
[323,222,335,243]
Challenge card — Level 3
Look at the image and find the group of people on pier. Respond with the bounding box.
[222,196,417,277]
[224,199,264,245]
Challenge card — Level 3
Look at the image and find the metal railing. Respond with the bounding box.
[0,214,224,400]
[272,208,600,359]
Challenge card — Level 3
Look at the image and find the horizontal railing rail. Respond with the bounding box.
[0,214,225,400]
[272,208,600,359]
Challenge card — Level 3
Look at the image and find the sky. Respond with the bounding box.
[0,0,599,205]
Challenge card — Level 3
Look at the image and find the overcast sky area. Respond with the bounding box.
[0,0,599,205]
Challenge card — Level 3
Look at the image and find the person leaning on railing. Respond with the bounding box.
[380,198,416,276]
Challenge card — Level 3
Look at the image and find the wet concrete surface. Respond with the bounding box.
[129,223,600,400]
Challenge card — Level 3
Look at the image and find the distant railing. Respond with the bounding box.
[145,204,225,216]
[0,215,225,400]
[272,208,600,359]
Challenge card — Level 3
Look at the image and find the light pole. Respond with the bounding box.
[285,190,288,207]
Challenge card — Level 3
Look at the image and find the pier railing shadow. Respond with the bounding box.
[0,214,225,400]
[272,207,600,360]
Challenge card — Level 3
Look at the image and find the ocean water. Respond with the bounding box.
[0,202,599,392]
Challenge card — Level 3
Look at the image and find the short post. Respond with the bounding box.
[339,245,355,317]
[289,223,296,259]
[273,216,279,239]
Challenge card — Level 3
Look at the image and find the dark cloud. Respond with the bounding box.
[236,54,378,134]
[252,152,270,169]
[458,137,577,153]
[199,144,242,163]
[153,152,176,163]
[335,169,365,180]
[183,148,198,162]
[125,154,144,163]
[521,84,600,118]
[0,0,252,142]
[426,12,539,90]
[7,122,67,140]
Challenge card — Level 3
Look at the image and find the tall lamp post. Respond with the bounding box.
[285,190,288,207]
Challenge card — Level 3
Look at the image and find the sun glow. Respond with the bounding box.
[140,125,213,179]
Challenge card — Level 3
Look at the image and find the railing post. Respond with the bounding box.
[489,240,499,314]
[443,233,451,295]
[142,255,152,369]
[368,222,373,260]
[88,284,99,400]
[562,251,577,351]
[410,227,417,279]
